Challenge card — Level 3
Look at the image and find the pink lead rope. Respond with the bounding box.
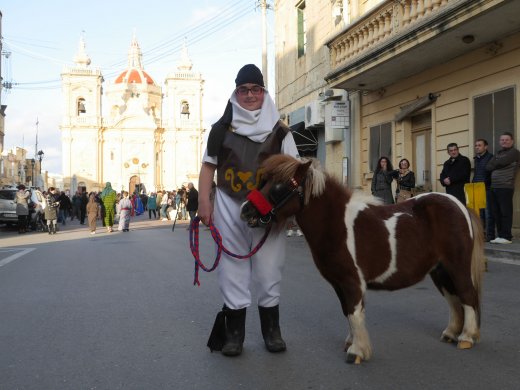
[189,216,272,286]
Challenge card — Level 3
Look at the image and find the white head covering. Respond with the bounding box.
[229,90,280,143]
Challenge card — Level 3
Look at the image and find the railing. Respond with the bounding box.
[62,116,101,127]
[62,66,102,76]
[329,0,451,69]
[168,71,201,80]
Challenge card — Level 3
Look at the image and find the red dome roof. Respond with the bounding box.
[115,68,155,85]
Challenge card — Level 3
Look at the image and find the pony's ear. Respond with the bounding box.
[295,159,312,184]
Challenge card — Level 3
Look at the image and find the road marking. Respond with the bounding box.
[0,248,36,268]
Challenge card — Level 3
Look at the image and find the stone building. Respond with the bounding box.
[60,35,204,194]
[0,10,5,155]
[0,147,45,188]
[274,0,520,228]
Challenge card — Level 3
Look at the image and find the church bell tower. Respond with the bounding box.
[60,35,103,191]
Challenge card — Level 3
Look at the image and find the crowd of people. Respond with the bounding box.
[13,181,200,235]
[370,132,520,245]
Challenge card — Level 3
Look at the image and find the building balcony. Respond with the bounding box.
[325,0,520,90]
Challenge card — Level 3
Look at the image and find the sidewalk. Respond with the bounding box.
[485,240,520,263]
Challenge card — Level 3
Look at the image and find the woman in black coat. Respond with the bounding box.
[371,157,394,204]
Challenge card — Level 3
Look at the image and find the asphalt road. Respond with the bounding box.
[1,216,519,390]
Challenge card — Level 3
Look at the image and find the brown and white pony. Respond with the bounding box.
[240,155,485,364]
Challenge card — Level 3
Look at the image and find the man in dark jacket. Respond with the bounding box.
[440,143,471,204]
[57,191,72,225]
[472,139,494,240]
[486,132,520,244]
[80,190,89,225]
[185,182,198,227]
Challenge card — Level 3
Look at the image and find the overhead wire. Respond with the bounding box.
[2,0,262,90]
[141,4,255,70]
[104,0,253,71]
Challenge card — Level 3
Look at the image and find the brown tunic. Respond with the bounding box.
[216,121,289,200]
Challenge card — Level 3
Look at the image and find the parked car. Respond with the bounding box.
[0,186,47,228]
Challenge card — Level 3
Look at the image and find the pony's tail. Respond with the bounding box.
[469,210,485,326]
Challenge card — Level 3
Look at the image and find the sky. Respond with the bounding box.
[0,0,275,175]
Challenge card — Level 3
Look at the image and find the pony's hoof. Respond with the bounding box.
[346,353,362,365]
[457,340,473,349]
[440,334,456,344]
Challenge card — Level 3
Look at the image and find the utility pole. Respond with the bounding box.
[258,0,271,88]
[34,117,39,158]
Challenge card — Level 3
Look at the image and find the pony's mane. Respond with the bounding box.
[261,155,327,205]
[302,158,327,205]
[262,155,301,183]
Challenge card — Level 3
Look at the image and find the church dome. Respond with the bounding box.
[115,68,155,85]
[114,34,155,85]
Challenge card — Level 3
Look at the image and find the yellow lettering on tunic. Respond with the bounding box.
[225,168,242,192]
[250,168,265,190]
[225,168,266,192]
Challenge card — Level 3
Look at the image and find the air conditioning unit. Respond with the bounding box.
[305,100,325,128]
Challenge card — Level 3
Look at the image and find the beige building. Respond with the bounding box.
[60,35,204,194]
[275,0,520,228]
[0,147,45,188]
[0,10,5,155]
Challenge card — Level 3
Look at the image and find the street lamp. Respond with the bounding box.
[37,150,44,174]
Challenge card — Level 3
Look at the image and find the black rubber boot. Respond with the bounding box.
[259,305,286,353]
[221,307,246,357]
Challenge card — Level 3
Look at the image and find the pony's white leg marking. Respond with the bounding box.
[346,302,372,361]
[344,199,368,292]
[440,288,464,342]
[371,213,404,284]
[458,304,480,347]
[344,320,353,350]
[415,193,473,239]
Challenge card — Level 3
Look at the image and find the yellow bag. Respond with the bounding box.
[464,182,486,214]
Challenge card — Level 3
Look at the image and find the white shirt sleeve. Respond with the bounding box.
[202,148,218,165]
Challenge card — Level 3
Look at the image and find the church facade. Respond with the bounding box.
[60,35,204,194]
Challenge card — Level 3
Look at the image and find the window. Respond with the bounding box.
[0,190,16,201]
[297,1,307,58]
[369,122,392,171]
[474,87,515,153]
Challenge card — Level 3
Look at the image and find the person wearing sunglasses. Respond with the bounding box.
[198,64,299,357]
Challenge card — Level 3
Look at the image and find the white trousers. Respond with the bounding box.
[214,190,286,310]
